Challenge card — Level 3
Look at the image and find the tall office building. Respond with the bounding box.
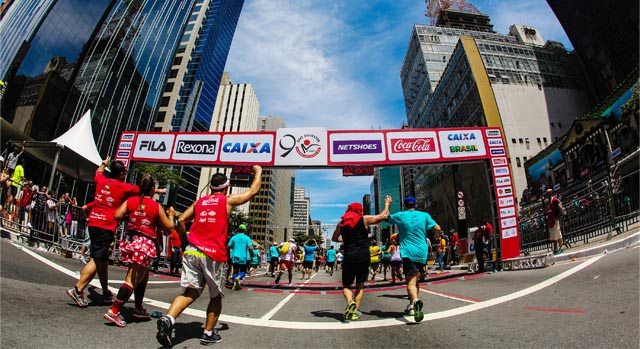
[547,0,639,107]
[248,115,294,244]
[197,72,259,212]
[400,2,590,231]
[292,187,310,235]
[375,167,403,241]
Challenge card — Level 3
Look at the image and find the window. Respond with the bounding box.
[511,138,516,144]
[160,96,170,107]
[168,69,178,78]
[519,138,523,144]
[537,137,541,144]
[155,111,166,123]
[550,122,555,127]
[543,137,548,144]
[516,157,522,167]
[524,157,528,162]
[177,46,186,54]
[164,82,174,92]
[172,57,183,66]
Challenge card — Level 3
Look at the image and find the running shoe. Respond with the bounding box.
[103,290,114,305]
[343,300,357,320]
[132,307,151,321]
[349,310,362,321]
[232,277,242,291]
[200,331,222,345]
[156,316,174,348]
[412,299,424,322]
[66,288,88,308]
[274,274,281,285]
[104,308,127,328]
[405,303,415,316]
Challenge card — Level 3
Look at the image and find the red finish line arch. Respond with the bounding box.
[113,126,520,259]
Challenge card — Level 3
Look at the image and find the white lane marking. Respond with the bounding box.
[16,242,605,330]
[260,272,317,320]
[109,279,179,284]
[420,289,478,304]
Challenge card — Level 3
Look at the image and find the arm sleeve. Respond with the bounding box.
[425,214,438,231]
[389,212,399,224]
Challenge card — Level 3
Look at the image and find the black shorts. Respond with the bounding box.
[390,260,402,267]
[303,261,314,269]
[270,257,279,264]
[9,185,19,197]
[88,226,115,262]
[402,258,425,278]
[382,258,391,266]
[342,260,369,288]
[326,262,335,268]
[233,263,248,273]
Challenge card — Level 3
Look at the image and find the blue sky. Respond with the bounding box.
[225,0,571,231]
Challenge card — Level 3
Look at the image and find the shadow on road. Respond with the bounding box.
[310,309,345,321]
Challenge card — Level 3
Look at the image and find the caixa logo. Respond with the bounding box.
[223,142,271,153]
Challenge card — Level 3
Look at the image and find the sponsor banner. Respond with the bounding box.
[219,133,274,164]
[499,206,516,217]
[121,133,135,141]
[172,134,220,162]
[116,150,130,158]
[495,176,512,187]
[493,166,510,177]
[498,196,515,207]
[274,128,327,166]
[487,138,504,147]
[497,186,513,197]
[501,217,517,229]
[328,132,386,163]
[502,227,518,239]
[490,147,506,156]
[438,130,486,158]
[385,131,440,161]
[485,129,501,138]
[133,134,174,160]
[116,158,129,167]
[491,157,508,166]
[118,142,133,150]
[458,206,466,220]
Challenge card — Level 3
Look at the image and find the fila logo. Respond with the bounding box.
[139,140,167,152]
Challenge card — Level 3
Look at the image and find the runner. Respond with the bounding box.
[381,239,391,281]
[325,245,337,276]
[156,166,262,347]
[336,250,343,270]
[275,238,297,286]
[302,238,318,280]
[386,233,403,284]
[66,158,145,308]
[228,224,253,290]
[104,174,175,327]
[295,248,303,273]
[369,239,381,281]
[388,196,442,322]
[436,230,447,273]
[268,242,279,277]
[332,195,391,321]
[249,244,260,276]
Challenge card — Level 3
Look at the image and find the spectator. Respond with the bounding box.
[167,229,182,275]
[449,229,459,265]
[546,190,565,255]
[33,185,48,233]
[4,142,25,175]
[19,181,34,226]
[46,191,59,241]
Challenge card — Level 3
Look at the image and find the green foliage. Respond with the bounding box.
[293,233,324,247]
[228,208,254,235]
[134,163,185,187]
[621,83,640,117]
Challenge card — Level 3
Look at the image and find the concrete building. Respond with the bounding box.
[547,0,639,108]
[248,115,294,244]
[197,72,259,213]
[292,187,310,235]
[400,4,590,233]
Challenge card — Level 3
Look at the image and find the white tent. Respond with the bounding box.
[13,110,103,186]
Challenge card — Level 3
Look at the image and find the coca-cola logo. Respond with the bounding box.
[390,138,436,153]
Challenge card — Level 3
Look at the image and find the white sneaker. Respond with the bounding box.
[405,303,415,316]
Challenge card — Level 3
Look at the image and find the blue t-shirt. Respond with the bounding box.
[389,210,438,264]
[326,249,337,263]
[269,246,279,258]
[304,245,317,262]
[228,233,253,264]
[251,249,260,265]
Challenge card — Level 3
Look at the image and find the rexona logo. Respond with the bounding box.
[172,135,220,162]
[133,134,174,160]
[219,134,274,164]
[176,140,217,154]
[222,142,270,153]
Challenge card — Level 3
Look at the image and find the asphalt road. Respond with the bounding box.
[1,238,638,348]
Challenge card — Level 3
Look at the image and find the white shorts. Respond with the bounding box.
[549,221,562,241]
[181,245,225,299]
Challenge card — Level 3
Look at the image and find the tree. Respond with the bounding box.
[133,163,185,188]
[228,208,254,235]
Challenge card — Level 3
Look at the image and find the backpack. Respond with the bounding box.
[281,242,290,254]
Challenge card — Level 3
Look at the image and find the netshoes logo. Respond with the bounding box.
[176,140,217,154]
[223,142,271,153]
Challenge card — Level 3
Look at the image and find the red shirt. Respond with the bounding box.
[125,196,160,240]
[188,194,228,262]
[451,232,459,247]
[168,230,181,248]
[89,171,139,231]
[20,188,34,208]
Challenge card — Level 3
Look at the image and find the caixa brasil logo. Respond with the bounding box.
[279,134,321,158]
[222,142,271,154]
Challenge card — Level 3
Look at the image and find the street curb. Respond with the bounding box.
[552,231,640,263]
